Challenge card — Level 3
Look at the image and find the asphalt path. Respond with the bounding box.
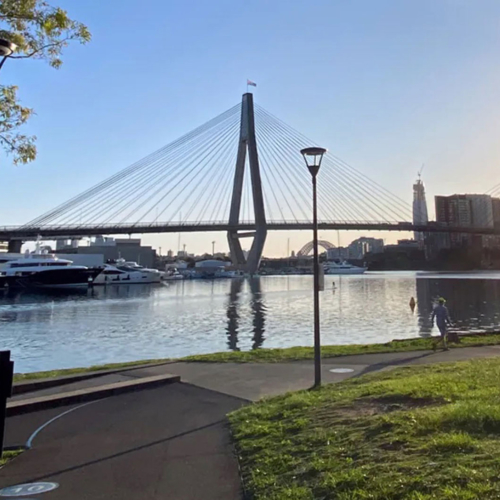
[3,345,500,499]
[0,383,246,500]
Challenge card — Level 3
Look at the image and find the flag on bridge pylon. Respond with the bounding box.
[247,79,257,87]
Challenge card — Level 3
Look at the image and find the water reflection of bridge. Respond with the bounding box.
[226,278,266,351]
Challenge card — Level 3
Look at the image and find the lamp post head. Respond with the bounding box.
[0,39,16,57]
[300,147,327,177]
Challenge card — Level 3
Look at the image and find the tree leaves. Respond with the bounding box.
[0,0,91,165]
[0,84,36,164]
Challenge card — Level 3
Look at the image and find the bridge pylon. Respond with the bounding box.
[227,93,267,274]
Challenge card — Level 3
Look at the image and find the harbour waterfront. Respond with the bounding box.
[2,272,500,373]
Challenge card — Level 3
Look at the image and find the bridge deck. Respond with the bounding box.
[1,222,499,240]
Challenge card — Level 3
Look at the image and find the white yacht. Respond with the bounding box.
[93,263,162,285]
[0,254,102,288]
[119,260,165,280]
[163,268,184,281]
[215,269,245,278]
[324,261,367,275]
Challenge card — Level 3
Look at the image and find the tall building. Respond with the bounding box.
[466,194,494,228]
[435,195,472,227]
[412,175,428,244]
[435,194,494,228]
[434,194,495,250]
[492,198,500,229]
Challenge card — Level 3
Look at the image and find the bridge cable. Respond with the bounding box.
[256,105,412,221]
[27,103,241,228]
[257,105,410,222]
[256,108,370,223]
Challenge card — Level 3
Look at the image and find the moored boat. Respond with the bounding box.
[0,255,102,289]
[324,261,367,275]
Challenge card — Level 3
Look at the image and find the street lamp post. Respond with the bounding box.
[301,146,327,387]
[0,39,16,72]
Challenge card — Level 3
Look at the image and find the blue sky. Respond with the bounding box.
[2,0,500,256]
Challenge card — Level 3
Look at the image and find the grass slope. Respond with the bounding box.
[0,449,23,468]
[230,357,500,499]
[185,333,500,363]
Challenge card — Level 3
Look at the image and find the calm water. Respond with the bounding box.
[2,272,500,373]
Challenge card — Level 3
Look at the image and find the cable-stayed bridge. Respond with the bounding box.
[2,93,498,272]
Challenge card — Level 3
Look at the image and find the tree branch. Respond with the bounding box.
[0,133,16,151]
[9,37,71,59]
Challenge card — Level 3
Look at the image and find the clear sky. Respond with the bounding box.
[2,0,500,256]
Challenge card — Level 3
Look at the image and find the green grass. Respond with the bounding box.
[13,333,500,382]
[230,357,500,499]
[13,358,170,382]
[0,449,23,467]
[184,332,500,363]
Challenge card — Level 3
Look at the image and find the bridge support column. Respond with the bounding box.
[227,93,267,275]
[7,240,22,253]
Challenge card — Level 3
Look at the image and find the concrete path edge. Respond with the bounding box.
[7,373,180,416]
[13,361,175,396]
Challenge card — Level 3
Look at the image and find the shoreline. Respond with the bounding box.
[13,331,500,382]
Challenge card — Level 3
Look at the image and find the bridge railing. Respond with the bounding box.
[1,220,498,240]
[0,219,413,232]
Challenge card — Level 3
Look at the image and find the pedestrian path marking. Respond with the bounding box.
[329,368,354,373]
[0,483,59,496]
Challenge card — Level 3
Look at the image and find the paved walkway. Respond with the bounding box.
[2,345,500,500]
[3,384,245,500]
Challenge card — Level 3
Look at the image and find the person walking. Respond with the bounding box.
[431,297,452,351]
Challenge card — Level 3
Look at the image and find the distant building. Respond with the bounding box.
[435,195,472,249]
[435,194,496,248]
[492,198,500,229]
[412,175,428,245]
[326,238,383,261]
[58,237,157,268]
[429,193,500,259]
[167,249,173,258]
[467,194,494,228]
[435,195,472,227]
[435,193,493,228]
[55,239,69,250]
[396,239,419,248]
[91,236,117,247]
[327,247,349,261]
[0,241,7,253]
[347,237,384,260]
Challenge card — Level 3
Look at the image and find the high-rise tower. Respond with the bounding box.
[413,171,428,244]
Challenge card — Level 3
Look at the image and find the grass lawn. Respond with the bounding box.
[184,332,500,363]
[13,333,500,381]
[13,358,169,382]
[0,449,23,468]
[230,357,500,499]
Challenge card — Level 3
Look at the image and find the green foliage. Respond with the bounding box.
[0,85,35,164]
[230,357,500,499]
[183,332,500,363]
[0,449,23,467]
[0,0,91,164]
